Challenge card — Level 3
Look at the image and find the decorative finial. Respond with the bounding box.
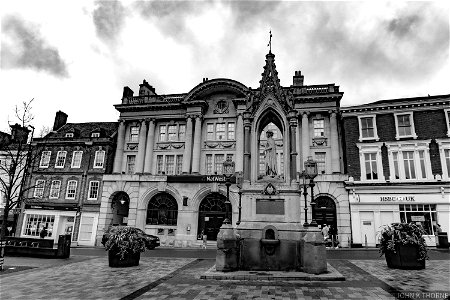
[267,30,272,53]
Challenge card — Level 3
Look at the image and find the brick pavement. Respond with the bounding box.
[0,257,448,300]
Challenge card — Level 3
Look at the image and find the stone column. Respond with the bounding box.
[296,117,301,173]
[135,119,147,173]
[144,119,155,173]
[113,120,126,173]
[182,116,194,174]
[301,112,310,164]
[330,111,340,173]
[243,113,252,181]
[288,111,298,180]
[235,113,244,173]
[191,115,203,174]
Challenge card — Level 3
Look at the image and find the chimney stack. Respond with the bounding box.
[10,123,30,144]
[139,79,156,96]
[53,111,68,131]
[293,70,304,87]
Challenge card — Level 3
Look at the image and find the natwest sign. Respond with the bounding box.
[380,196,415,202]
[167,175,235,183]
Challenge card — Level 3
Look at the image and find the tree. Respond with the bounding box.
[0,99,37,239]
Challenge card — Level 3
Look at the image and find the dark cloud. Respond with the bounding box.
[387,15,421,38]
[93,0,126,43]
[1,15,68,77]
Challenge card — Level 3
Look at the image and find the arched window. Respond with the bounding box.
[146,193,178,225]
[199,193,228,212]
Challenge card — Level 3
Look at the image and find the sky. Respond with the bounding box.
[1,0,449,134]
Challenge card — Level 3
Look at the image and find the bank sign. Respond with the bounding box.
[167,175,236,183]
[380,196,415,202]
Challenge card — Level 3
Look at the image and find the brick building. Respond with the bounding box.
[341,94,450,246]
[97,52,351,247]
[18,112,117,246]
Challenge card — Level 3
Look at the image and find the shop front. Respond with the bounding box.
[348,185,450,247]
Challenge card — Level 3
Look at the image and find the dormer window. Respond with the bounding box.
[358,115,379,141]
[91,132,100,138]
[65,133,74,138]
[394,112,417,140]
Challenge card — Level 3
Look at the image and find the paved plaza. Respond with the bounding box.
[1,253,449,300]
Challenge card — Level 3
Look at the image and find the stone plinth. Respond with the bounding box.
[216,223,240,272]
[301,226,327,274]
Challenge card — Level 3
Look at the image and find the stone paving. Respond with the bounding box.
[0,257,449,300]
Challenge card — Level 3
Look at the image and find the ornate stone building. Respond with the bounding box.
[97,52,351,247]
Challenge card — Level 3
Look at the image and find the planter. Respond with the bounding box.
[385,244,425,270]
[108,248,140,268]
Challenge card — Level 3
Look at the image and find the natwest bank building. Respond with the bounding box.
[342,94,450,247]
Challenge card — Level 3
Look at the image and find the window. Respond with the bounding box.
[444,149,450,179]
[313,119,324,137]
[146,193,178,225]
[179,125,186,141]
[207,124,214,140]
[23,214,55,237]
[206,154,213,174]
[66,180,77,199]
[386,141,432,181]
[39,151,51,168]
[357,143,384,182]
[55,151,67,168]
[394,113,417,139]
[71,151,83,168]
[88,181,100,200]
[165,155,175,175]
[159,125,166,142]
[445,109,450,137]
[130,126,139,142]
[214,154,224,174]
[216,123,225,140]
[400,204,437,235]
[126,155,136,174]
[364,153,378,180]
[227,123,235,140]
[167,125,176,141]
[65,133,73,138]
[315,152,326,174]
[176,155,183,175]
[34,180,45,198]
[91,132,100,138]
[358,115,379,141]
[156,155,164,174]
[94,150,105,168]
[49,180,61,199]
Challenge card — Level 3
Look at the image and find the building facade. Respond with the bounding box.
[342,95,450,246]
[19,112,117,246]
[97,52,351,247]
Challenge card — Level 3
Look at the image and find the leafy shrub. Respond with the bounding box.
[379,222,428,261]
[103,226,147,260]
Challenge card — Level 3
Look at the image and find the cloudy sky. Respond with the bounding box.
[1,0,449,134]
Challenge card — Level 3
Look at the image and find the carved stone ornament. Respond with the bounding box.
[204,141,236,149]
[126,143,138,151]
[312,137,327,147]
[213,100,229,114]
[262,183,279,195]
[157,142,185,150]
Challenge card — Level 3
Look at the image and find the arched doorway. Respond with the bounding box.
[312,196,337,232]
[198,193,231,241]
[111,192,130,225]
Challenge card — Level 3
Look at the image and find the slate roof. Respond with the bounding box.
[44,122,118,139]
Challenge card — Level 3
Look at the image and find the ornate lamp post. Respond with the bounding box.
[236,172,243,225]
[304,156,318,227]
[222,157,235,225]
[298,170,309,227]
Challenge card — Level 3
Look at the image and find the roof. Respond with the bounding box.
[45,122,118,139]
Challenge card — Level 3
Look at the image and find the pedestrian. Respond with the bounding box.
[39,225,48,239]
[202,230,207,249]
[321,224,329,242]
[329,225,338,248]
[434,223,442,246]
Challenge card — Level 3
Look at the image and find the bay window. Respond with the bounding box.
[386,141,432,181]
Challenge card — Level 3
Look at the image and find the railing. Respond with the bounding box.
[293,84,338,95]
[123,95,184,105]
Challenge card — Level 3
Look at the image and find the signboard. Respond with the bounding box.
[380,196,415,202]
[167,175,236,183]
[411,216,425,222]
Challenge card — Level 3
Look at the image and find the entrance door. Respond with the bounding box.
[198,193,231,241]
[360,212,376,246]
[312,196,337,231]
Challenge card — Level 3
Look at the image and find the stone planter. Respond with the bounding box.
[108,248,140,268]
[385,244,425,270]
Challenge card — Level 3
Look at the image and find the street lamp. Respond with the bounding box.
[304,156,318,227]
[236,172,243,225]
[298,170,309,227]
[222,157,235,225]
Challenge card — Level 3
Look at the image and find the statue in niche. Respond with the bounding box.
[264,130,277,177]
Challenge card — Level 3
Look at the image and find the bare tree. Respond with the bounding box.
[38,125,51,138]
[0,99,37,239]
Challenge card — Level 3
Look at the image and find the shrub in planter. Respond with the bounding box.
[103,226,147,267]
[379,223,428,270]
